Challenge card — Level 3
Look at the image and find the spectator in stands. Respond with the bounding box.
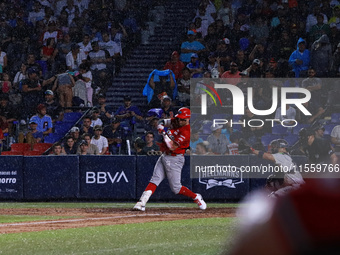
[274,104,297,126]
[309,14,330,43]
[187,53,205,78]
[62,0,80,26]
[163,51,185,80]
[215,38,233,71]
[99,31,120,59]
[40,37,58,76]
[221,62,241,85]
[134,137,147,155]
[302,68,323,109]
[288,38,310,77]
[26,53,42,76]
[57,33,72,65]
[243,59,262,78]
[331,125,340,151]
[95,93,114,126]
[78,115,93,135]
[28,1,45,26]
[77,133,99,155]
[310,34,332,77]
[195,142,210,155]
[29,104,53,136]
[227,133,240,155]
[217,0,232,28]
[147,69,176,108]
[190,128,204,153]
[50,142,65,155]
[90,108,103,127]
[235,50,250,72]
[207,124,229,155]
[52,68,75,109]
[115,95,143,125]
[204,24,219,53]
[248,42,269,64]
[306,5,328,33]
[0,44,8,72]
[0,72,12,94]
[241,106,264,145]
[295,100,325,124]
[331,43,340,76]
[91,125,108,155]
[313,124,325,139]
[275,30,295,61]
[21,68,43,123]
[77,139,92,155]
[177,67,191,106]
[13,63,28,89]
[249,16,269,44]
[161,95,176,118]
[142,131,160,154]
[87,41,112,92]
[329,23,340,53]
[0,94,17,134]
[193,5,215,38]
[66,43,86,71]
[62,136,77,154]
[41,21,63,46]
[145,116,163,143]
[180,30,206,63]
[69,126,82,146]
[78,62,93,107]
[78,34,92,56]
[103,117,123,155]
[44,90,63,123]
[206,52,223,74]
[18,120,43,149]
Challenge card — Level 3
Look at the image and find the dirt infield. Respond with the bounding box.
[0,207,236,234]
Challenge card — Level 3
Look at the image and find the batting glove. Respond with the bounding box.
[157,124,165,134]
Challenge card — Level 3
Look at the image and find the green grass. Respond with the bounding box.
[0,217,237,255]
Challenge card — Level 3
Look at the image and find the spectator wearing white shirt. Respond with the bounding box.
[193,5,215,38]
[306,6,328,33]
[78,34,92,56]
[99,32,120,58]
[66,43,86,71]
[90,108,103,127]
[274,105,297,126]
[28,1,45,26]
[91,125,108,154]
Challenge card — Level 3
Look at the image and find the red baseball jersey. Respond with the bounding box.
[159,119,190,155]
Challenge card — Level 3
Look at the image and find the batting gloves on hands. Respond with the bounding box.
[157,124,165,134]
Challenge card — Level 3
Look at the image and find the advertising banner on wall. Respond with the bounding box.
[0,156,23,200]
[79,156,136,199]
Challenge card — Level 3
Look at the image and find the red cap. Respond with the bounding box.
[37,103,46,111]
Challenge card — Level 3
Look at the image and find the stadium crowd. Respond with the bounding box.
[1,0,340,156]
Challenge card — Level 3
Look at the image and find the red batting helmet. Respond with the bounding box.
[175,107,191,119]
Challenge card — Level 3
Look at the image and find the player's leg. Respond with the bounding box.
[133,155,166,211]
[164,155,207,210]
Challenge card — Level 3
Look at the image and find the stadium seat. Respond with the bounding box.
[33,143,53,152]
[63,112,82,123]
[324,124,337,135]
[44,133,63,144]
[331,113,340,124]
[261,134,282,148]
[10,143,31,152]
[1,151,23,155]
[283,134,299,146]
[271,124,289,135]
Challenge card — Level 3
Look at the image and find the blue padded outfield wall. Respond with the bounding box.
[0,155,308,201]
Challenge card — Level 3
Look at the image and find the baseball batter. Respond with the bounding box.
[133,107,206,211]
[251,139,305,197]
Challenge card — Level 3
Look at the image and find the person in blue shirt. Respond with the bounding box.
[115,96,144,127]
[180,30,206,63]
[288,38,310,78]
[29,104,53,136]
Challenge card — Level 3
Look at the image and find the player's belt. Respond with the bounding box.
[164,152,184,156]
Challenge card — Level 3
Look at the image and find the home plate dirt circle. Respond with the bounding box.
[0,207,237,234]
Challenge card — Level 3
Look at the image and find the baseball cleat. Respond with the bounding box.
[194,193,207,210]
[133,202,145,211]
